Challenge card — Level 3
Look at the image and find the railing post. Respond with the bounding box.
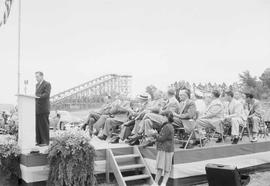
[106,149,110,183]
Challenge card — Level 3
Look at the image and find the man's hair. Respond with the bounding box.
[212,90,220,98]
[245,93,254,99]
[35,71,44,76]
[225,90,234,98]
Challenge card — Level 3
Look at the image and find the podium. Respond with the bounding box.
[17,94,49,185]
[16,94,38,153]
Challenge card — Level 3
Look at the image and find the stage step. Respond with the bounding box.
[123,174,150,182]
[119,164,145,171]
[107,146,154,186]
[115,154,140,160]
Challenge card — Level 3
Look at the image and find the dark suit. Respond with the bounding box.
[174,99,197,132]
[35,80,51,145]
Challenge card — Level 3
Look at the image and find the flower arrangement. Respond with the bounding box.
[0,135,21,185]
[0,121,18,140]
[47,130,96,186]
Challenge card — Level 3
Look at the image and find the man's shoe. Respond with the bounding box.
[38,144,49,147]
[129,135,143,143]
[111,132,119,137]
[179,142,194,149]
[179,142,186,149]
[251,137,257,142]
[232,137,239,144]
[216,137,223,143]
[110,136,120,144]
[129,139,140,146]
[141,140,155,148]
[128,134,138,140]
[98,135,107,141]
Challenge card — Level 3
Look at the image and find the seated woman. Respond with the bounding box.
[196,90,225,143]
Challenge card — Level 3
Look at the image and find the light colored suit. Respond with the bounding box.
[196,98,224,134]
[93,99,129,133]
[226,99,245,136]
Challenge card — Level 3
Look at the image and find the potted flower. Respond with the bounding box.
[0,135,21,186]
[47,130,96,186]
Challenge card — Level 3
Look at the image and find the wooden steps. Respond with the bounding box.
[119,164,145,171]
[115,154,140,160]
[123,174,150,182]
[106,146,154,186]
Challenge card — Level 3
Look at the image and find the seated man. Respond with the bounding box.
[223,90,245,144]
[98,99,134,140]
[128,91,166,139]
[134,89,180,143]
[109,94,152,144]
[81,96,114,136]
[173,89,197,132]
[245,92,262,142]
[196,90,224,142]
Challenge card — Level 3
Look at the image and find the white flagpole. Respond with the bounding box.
[17,0,21,94]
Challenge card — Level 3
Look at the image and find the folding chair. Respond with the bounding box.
[262,109,270,138]
[204,122,225,144]
[258,118,268,139]
[239,121,251,141]
[263,108,270,129]
[185,118,225,148]
[174,111,200,149]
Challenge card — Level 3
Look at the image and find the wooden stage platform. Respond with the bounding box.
[19,135,270,186]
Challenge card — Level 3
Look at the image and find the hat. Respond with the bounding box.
[137,93,149,101]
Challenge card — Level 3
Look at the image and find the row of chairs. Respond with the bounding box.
[175,114,270,149]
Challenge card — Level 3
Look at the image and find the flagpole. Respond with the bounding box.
[17,0,21,94]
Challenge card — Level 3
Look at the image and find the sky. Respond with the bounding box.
[0,0,270,104]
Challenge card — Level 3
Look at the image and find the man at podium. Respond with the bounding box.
[35,71,51,146]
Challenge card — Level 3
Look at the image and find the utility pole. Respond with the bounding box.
[17,0,22,94]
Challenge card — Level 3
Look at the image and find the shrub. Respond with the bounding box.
[0,122,18,140]
[0,135,21,184]
[47,130,96,186]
